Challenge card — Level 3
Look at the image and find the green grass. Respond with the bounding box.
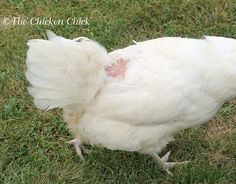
[0,0,236,183]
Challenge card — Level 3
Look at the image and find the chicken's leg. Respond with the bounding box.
[68,138,86,159]
[151,150,189,174]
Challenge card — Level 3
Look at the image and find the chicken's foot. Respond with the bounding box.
[151,150,189,174]
[68,138,87,159]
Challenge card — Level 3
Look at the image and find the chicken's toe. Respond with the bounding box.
[160,150,171,162]
[151,151,190,174]
[68,138,86,159]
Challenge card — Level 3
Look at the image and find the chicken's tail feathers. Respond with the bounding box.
[26,31,109,110]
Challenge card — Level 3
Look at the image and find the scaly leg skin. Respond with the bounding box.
[151,150,189,175]
[68,138,86,159]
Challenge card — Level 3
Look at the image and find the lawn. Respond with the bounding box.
[0,0,235,183]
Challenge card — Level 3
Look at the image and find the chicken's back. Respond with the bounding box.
[78,37,236,154]
[87,37,223,126]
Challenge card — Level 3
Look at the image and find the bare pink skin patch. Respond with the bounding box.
[106,58,129,79]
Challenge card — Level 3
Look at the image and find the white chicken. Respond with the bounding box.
[26,31,236,173]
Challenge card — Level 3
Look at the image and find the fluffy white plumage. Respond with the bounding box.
[26,31,109,110]
[26,31,236,172]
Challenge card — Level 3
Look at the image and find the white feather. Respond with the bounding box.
[46,30,57,40]
[78,36,236,154]
[26,31,109,110]
[26,33,236,156]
